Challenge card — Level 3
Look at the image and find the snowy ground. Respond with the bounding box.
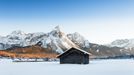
[0,59,134,75]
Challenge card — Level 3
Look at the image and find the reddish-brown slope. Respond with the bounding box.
[0,45,58,58]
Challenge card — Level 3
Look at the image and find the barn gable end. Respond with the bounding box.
[57,47,91,64]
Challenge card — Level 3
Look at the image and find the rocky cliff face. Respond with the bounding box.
[0,26,90,54]
[0,26,134,58]
[108,39,134,48]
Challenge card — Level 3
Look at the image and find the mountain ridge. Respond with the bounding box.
[0,26,134,58]
[108,39,134,48]
[0,26,89,54]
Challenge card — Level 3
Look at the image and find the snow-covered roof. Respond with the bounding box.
[57,47,92,58]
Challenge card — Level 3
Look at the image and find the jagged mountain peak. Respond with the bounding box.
[49,26,65,38]
[108,38,134,48]
[111,39,129,45]
[51,25,63,34]
[1,26,134,58]
[67,32,90,48]
[54,25,61,32]
[0,26,90,54]
[10,30,26,35]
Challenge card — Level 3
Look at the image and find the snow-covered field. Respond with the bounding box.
[0,59,134,75]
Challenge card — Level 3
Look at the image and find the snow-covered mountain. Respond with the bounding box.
[1,26,134,58]
[108,39,134,48]
[67,32,90,48]
[0,26,90,53]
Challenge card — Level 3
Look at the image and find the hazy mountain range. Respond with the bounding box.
[0,26,134,58]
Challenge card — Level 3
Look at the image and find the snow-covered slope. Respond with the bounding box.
[67,32,90,48]
[0,59,134,75]
[40,26,78,53]
[0,26,90,53]
[0,30,46,50]
[108,39,134,48]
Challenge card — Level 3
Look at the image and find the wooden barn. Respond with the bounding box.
[57,47,91,64]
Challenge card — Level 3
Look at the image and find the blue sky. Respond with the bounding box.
[0,0,134,44]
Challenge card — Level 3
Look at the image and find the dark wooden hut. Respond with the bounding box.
[57,47,91,64]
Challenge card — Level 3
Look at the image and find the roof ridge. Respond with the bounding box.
[57,47,92,58]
